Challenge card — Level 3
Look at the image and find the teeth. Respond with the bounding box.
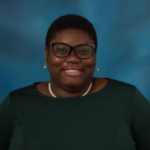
[65,70,80,72]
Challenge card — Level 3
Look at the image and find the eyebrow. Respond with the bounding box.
[50,42,95,47]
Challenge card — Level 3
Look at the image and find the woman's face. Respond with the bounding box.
[45,28,96,88]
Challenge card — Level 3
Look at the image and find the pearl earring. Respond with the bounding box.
[43,62,47,69]
[96,64,99,71]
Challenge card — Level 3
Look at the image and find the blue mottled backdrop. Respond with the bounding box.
[0,0,150,102]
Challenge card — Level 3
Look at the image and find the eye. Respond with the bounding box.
[77,49,91,55]
[56,48,68,53]
[80,49,90,53]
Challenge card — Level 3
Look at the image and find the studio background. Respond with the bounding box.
[0,0,150,102]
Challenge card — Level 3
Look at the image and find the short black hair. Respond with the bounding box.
[45,14,97,48]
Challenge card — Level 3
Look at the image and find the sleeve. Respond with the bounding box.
[0,95,11,150]
[131,88,150,150]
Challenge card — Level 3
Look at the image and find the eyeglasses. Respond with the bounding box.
[50,43,96,59]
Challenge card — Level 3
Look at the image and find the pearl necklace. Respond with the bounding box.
[48,82,92,98]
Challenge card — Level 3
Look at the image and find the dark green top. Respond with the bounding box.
[0,79,150,150]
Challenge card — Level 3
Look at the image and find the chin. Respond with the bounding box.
[61,78,84,88]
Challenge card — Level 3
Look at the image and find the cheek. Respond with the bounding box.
[87,54,96,72]
[49,57,61,65]
[48,50,63,65]
[47,53,64,74]
[83,58,96,74]
[85,55,96,68]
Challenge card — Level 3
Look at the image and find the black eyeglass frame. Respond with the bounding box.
[49,42,96,59]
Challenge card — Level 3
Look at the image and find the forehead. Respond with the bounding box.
[51,29,94,46]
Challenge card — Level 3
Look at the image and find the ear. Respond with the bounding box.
[95,48,98,53]
[94,48,97,59]
[44,46,48,62]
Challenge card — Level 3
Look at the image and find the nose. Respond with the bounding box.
[66,49,80,63]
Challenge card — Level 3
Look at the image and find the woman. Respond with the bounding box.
[0,14,150,150]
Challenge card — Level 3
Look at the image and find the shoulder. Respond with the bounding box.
[7,83,42,104]
[10,83,36,96]
[109,78,136,90]
[94,77,136,92]
[4,82,45,109]
[0,84,36,114]
[93,77,138,101]
[109,78,137,97]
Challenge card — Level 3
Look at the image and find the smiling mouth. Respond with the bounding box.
[63,69,83,76]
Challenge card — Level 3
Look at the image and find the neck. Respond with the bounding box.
[49,80,93,98]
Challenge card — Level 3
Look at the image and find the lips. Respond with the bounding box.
[65,70,81,72]
[62,68,83,76]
